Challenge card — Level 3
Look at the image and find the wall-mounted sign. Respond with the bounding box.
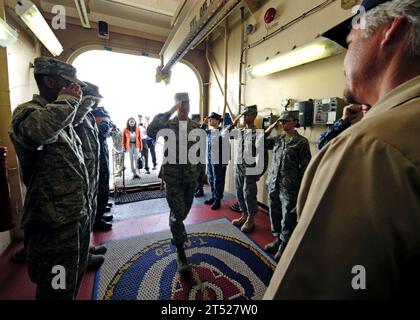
[190,0,219,33]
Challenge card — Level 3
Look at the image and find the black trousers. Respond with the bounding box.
[146,139,157,167]
[195,164,206,193]
[96,167,109,220]
[208,164,227,200]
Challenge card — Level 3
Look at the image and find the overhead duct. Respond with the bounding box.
[74,0,91,28]
[157,0,242,82]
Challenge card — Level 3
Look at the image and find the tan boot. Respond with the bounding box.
[241,215,255,233]
[232,212,248,227]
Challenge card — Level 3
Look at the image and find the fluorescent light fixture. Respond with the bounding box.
[0,17,18,47]
[247,37,345,78]
[74,0,91,28]
[15,0,63,56]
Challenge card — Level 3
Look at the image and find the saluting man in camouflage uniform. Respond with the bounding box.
[74,82,108,266]
[264,111,312,261]
[9,57,90,300]
[222,105,268,233]
[147,93,200,274]
[91,106,113,231]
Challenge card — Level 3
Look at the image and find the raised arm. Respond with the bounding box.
[147,102,181,139]
[73,96,99,127]
[10,85,82,149]
[221,114,242,137]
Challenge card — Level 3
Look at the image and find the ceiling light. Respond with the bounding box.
[74,0,91,28]
[0,17,18,47]
[15,0,63,56]
[247,37,345,78]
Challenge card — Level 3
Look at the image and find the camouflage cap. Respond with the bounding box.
[82,81,104,98]
[191,114,201,121]
[174,92,190,103]
[241,105,258,116]
[33,56,86,87]
[279,110,300,121]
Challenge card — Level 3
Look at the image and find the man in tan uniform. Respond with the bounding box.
[264,0,420,299]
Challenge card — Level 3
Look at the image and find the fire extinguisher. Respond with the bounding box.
[0,147,15,232]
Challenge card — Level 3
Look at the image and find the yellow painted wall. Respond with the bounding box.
[208,0,354,205]
[0,1,41,252]
[0,0,12,253]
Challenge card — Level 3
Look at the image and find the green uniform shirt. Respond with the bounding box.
[266,131,312,193]
[9,94,89,230]
[147,112,199,183]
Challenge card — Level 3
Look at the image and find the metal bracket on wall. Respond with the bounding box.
[216,25,227,40]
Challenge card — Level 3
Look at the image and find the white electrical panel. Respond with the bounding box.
[313,98,347,125]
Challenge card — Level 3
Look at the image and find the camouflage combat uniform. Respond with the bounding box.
[266,131,311,245]
[110,126,124,170]
[10,93,90,300]
[73,96,100,226]
[147,112,199,246]
[223,124,268,217]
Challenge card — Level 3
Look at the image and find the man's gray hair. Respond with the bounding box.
[362,0,420,57]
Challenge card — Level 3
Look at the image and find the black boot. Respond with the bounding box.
[102,213,114,222]
[274,243,287,262]
[89,245,107,255]
[194,189,204,197]
[230,202,243,213]
[211,199,221,210]
[176,245,191,275]
[11,247,27,264]
[264,238,281,254]
[87,253,105,268]
[93,218,112,231]
[204,198,215,205]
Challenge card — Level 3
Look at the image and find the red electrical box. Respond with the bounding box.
[264,8,277,24]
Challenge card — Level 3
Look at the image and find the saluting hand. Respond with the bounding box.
[341,104,361,122]
[232,114,242,126]
[169,101,183,114]
[59,83,82,101]
[265,119,280,134]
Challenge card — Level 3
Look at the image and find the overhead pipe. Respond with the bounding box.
[160,0,242,76]
[238,6,246,114]
[221,17,229,121]
[205,40,234,120]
